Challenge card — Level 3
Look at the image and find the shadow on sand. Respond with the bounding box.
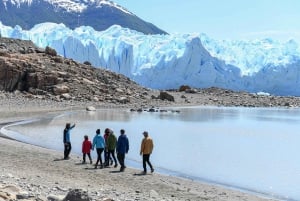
[109,170,123,173]
[53,158,66,162]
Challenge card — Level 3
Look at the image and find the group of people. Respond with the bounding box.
[63,123,154,173]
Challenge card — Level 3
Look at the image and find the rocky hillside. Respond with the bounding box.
[0,37,161,106]
[2,37,300,109]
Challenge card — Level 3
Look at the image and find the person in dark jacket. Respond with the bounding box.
[116,129,129,172]
[82,135,92,164]
[63,123,76,160]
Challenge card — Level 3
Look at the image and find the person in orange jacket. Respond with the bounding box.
[140,131,154,174]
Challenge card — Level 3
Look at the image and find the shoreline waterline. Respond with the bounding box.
[0,109,283,201]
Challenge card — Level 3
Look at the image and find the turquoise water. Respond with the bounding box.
[2,106,300,200]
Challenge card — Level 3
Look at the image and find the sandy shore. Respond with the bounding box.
[0,98,278,201]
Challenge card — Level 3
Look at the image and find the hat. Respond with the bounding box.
[143,131,148,135]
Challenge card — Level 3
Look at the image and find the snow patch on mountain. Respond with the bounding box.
[2,0,87,12]
[2,0,131,13]
[94,0,132,15]
[50,0,87,12]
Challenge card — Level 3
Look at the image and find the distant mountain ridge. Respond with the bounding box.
[0,0,167,34]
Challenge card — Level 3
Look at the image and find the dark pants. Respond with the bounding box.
[64,142,71,159]
[104,149,112,166]
[117,153,125,170]
[95,148,104,167]
[83,153,92,163]
[107,149,117,166]
[143,154,153,172]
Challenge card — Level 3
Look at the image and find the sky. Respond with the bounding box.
[113,0,300,42]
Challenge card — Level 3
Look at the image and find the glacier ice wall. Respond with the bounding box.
[1,22,300,96]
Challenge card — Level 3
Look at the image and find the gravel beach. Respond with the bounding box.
[1,36,297,201]
[0,91,280,201]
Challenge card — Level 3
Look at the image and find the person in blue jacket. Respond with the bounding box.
[92,129,105,169]
[63,123,76,160]
[116,129,129,172]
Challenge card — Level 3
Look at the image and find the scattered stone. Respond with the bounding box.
[16,191,29,199]
[48,194,65,201]
[83,61,92,66]
[148,108,156,112]
[179,85,191,92]
[92,97,99,102]
[53,85,70,96]
[185,88,198,93]
[63,189,91,201]
[118,96,129,104]
[102,198,114,201]
[150,189,159,197]
[86,106,96,111]
[60,93,72,100]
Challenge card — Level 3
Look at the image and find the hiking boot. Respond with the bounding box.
[151,168,154,173]
[114,164,118,168]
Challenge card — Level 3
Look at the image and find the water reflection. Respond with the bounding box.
[67,109,133,122]
[3,106,300,200]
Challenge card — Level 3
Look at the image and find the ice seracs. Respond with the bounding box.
[201,34,300,76]
[1,22,300,96]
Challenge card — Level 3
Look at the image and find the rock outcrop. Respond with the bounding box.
[0,37,157,104]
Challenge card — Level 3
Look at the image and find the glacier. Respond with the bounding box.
[1,22,300,96]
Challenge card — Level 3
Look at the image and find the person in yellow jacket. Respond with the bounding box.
[140,131,154,174]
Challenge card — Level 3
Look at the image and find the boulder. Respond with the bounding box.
[83,61,92,66]
[60,93,72,100]
[53,85,70,95]
[86,106,96,111]
[118,96,129,104]
[47,194,65,201]
[45,46,57,56]
[179,85,191,92]
[63,189,91,201]
[185,88,198,94]
[158,91,175,102]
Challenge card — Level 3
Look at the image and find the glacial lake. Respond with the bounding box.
[2,106,300,200]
